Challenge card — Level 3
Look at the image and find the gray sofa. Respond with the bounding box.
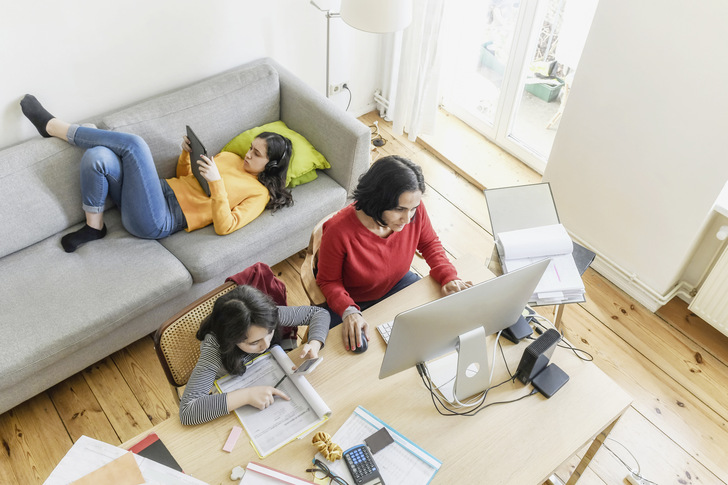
[0,58,370,414]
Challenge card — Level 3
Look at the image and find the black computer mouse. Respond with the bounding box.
[352,338,368,353]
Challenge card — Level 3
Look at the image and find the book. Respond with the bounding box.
[127,432,183,473]
[215,345,331,458]
[316,406,441,485]
[240,462,316,484]
[496,223,585,305]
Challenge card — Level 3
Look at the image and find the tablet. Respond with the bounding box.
[186,125,211,196]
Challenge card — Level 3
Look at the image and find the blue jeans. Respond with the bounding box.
[325,271,422,328]
[68,125,186,239]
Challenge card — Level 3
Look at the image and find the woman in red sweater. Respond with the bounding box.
[316,155,472,352]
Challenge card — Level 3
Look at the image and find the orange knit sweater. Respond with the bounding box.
[166,151,269,235]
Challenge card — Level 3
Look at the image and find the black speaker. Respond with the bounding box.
[515,328,561,384]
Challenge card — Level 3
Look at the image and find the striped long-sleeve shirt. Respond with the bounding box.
[179,305,329,426]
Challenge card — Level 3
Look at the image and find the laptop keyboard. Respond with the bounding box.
[377,320,394,344]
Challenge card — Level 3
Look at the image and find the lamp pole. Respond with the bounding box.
[310,1,340,98]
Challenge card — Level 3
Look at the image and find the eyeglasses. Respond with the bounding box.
[306,459,349,485]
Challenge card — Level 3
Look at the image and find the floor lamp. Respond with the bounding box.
[310,0,413,98]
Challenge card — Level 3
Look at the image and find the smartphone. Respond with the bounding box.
[293,357,323,375]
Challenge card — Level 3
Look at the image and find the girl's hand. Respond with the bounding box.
[181,135,192,153]
[299,340,322,361]
[244,386,290,411]
[197,154,221,182]
[342,313,368,351]
[442,278,473,296]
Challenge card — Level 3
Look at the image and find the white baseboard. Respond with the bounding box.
[588,255,695,314]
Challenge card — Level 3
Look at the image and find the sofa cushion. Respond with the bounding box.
[221,120,331,188]
[100,62,281,178]
[159,172,348,283]
[0,211,192,390]
[0,130,96,259]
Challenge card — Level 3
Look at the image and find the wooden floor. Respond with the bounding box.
[2,112,727,485]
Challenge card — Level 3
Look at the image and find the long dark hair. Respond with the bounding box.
[353,155,426,226]
[197,285,280,375]
[256,132,294,212]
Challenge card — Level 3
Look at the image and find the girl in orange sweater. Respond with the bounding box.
[21,94,293,252]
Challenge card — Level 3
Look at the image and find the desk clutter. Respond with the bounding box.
[496,223,586,305]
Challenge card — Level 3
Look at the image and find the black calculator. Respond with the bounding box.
[343,444,385,485]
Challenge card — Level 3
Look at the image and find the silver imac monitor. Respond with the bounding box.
[379,259,549,402]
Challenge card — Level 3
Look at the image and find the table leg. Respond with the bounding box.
[554,304,565,331]
[565,415,622,485]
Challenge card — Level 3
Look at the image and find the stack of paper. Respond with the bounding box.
[496,223,585,305]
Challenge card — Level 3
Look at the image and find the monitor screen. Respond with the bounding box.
[378,259,549,399]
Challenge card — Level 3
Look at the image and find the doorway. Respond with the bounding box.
[439,0,598,173]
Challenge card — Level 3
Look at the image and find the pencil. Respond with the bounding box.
[273,375,288,388]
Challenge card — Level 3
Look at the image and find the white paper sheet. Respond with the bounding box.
[43,435,207,485]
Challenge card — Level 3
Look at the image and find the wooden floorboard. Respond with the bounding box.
[1,111,726,484]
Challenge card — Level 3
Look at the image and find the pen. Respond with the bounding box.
[273,375,288,388]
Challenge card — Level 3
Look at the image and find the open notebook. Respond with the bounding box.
[215,346,331,458]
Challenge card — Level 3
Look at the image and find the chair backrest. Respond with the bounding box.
[301,212,337,306]
[154,282,237,387]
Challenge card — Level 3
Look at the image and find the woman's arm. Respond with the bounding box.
[415,203,459,285]
[316,225,357,317]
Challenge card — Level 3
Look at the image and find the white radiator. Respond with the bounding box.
[689,241,728,337]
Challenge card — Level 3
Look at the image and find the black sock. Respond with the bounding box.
[61,224,107,253]
[20,94,55,138]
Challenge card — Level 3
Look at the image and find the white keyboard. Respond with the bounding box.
[377,320,394,344]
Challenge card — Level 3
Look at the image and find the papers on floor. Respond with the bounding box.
[316,406,441,485]
[43,435,207,485]
[496,223,585,305]
[215,345,331,458]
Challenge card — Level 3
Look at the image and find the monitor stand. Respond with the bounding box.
[453,327,491,402]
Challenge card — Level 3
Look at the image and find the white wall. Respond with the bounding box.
[1,0,380,150]
[543,0,728,309]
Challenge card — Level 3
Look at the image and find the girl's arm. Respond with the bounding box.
[209,186,268,235]
[178,335,230,426]
[179,335,288,425]
[277,306,330,360]
[176,137,193,177]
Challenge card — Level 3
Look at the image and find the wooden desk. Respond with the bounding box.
[123,259,631,484]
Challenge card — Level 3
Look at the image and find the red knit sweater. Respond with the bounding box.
[316,202,458,316]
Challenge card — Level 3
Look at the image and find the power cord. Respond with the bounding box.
[418,363,537,417]
[603,438,659,485]
[342,83,352,111]
[527,309,593,362]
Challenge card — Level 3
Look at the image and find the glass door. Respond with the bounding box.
[440,0,598,173]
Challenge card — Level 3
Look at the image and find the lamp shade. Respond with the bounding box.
[339,0,413,33]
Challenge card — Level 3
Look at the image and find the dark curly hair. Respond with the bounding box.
[196,285,280,375]
[353,155,426,226]
[256,132,294,212]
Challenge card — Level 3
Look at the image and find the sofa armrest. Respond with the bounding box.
[260,58,370,196]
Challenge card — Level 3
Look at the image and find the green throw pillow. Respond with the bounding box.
[221,121,330,188]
